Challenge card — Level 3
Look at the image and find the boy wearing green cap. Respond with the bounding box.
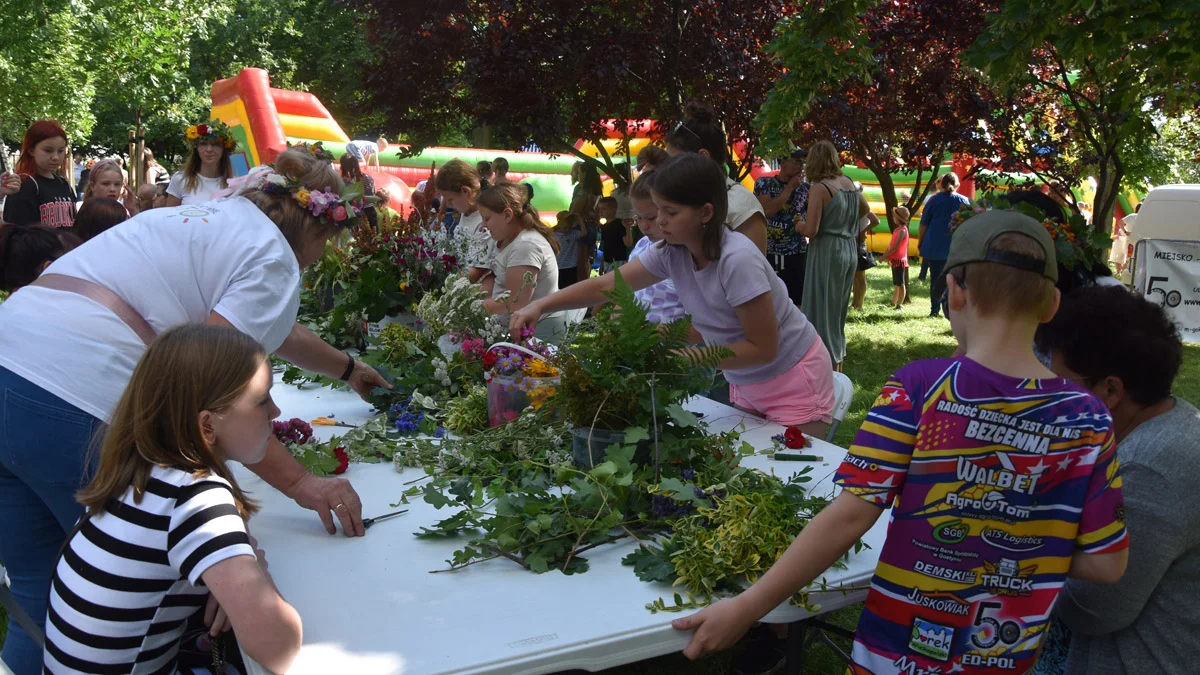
[673,211,1129,674]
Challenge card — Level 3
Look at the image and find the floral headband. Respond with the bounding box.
[185,120,236,150]
[286,140,335,163]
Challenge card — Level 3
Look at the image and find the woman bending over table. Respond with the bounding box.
[0,145,388,674]
[510,153,835,435]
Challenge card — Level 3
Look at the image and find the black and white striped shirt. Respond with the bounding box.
[44,466,255,675]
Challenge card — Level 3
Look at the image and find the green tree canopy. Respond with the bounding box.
[965,0,1200,231]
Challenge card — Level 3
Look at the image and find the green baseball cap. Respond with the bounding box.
[944,210,1058,282]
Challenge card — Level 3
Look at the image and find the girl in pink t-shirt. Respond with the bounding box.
[510,153,835,437]
[884,206,911,310]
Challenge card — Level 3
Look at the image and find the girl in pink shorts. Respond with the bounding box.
[511,152,836,436]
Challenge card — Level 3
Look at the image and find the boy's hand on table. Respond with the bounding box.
[672,597,759,660]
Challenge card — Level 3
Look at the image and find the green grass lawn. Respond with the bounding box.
[5,266,1200,673]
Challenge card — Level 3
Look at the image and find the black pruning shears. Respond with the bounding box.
[363,509,408,530]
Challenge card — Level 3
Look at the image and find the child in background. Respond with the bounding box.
[492,157,512,186]
[135,184,159,213]
[374,187,400,231]
[598,195,629,272]
[82,158,137,215]
[512,153,835,436]
[73,197,129,242]
[436,159,489,276]
[2,120,77,228]
[885,205,911,310]
[627,170,685,323]
[673,210,1130,675]
[0,222,79,292]
[476,184,565,341]
[553,210,586,288]
[476,161,494,190]
[43,324,303,675]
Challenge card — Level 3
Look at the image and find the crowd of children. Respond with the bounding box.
[0,107,1193,675]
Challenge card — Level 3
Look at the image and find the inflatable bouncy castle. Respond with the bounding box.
[210,68,1139,248]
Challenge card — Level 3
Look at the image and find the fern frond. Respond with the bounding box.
[659,316,694,351]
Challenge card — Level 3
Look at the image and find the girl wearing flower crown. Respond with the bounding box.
[165,121,236,206]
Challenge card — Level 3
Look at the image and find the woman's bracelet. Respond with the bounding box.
[339,352,356,382]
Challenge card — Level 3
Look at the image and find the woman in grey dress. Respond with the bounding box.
[798,141,870,371]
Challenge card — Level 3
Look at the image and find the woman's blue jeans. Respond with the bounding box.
[0,366,102,675]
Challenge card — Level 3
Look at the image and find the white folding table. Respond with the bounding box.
[234,384,884,674]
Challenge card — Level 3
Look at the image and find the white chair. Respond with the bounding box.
[0,562,45,651]
[826,371,854,443]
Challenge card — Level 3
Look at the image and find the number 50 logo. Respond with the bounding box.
[970,602,1022,649]
[1148,276,1183,308]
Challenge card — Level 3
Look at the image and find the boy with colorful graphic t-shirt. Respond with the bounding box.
[837,356,1126,674]
[670,210,1129,675]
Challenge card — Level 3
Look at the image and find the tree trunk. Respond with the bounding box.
[1091,158,1122,235]
[472,125,492,149]
[873,164,898,230]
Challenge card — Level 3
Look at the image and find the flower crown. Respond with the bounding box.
[286,140,335,163]
[185,120,236,150]
[259,173,373,229]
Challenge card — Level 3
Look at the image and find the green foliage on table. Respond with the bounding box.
[625,468,841,610]
[443,385,489,435]
[552,270,729,430]
[333,415,401,464]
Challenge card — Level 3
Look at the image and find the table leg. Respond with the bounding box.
[784,621,807,675]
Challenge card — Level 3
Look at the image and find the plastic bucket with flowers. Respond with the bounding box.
[484,341,560,426]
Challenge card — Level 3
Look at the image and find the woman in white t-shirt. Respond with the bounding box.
[45,325,302,675]
[665,102,768,255]
[436,159,491,277]
[164,121,235,206]
[0,146,387,673]
[476,183,567,342]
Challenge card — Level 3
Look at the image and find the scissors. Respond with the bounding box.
[312,416,357,429]
[363,509,409,530]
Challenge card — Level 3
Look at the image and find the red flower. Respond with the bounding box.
[197,124,209,136]
[333,446,349,474]
[482,350,498,369]
[783,427,810,449]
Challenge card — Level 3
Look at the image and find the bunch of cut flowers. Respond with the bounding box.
[273,418,349,475]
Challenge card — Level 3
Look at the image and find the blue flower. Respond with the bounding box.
[434,426,446,438]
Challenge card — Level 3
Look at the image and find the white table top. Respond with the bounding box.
[235,382,885,674]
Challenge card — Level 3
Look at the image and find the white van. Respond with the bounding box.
[1129,185,1200,246]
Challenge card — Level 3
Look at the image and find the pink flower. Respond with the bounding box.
[332,205,348,221]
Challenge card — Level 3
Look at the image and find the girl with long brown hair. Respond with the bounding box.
[476,183,566,340]
[513,153,835,433]
[164,122,235,206]
[436,159,491,276]
[46,324,302,675]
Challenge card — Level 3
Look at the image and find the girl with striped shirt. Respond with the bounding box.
[44,325,302,675]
